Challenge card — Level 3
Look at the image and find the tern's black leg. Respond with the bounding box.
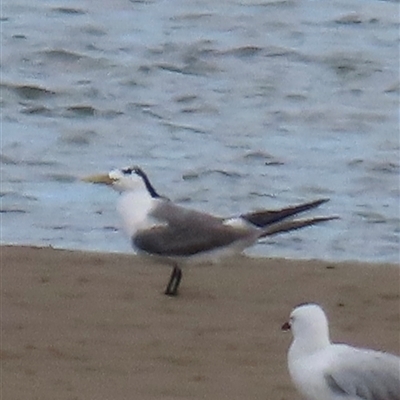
[164,265,182,296]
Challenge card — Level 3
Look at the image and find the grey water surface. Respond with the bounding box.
[1,0,399,263]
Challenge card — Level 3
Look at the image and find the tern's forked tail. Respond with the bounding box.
[241,198,330,228]
[260,216,339,238]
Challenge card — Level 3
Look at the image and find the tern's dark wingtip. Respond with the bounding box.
[314,198,330,206]
[325,215,340,221]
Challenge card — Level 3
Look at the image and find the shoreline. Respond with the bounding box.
[2,245,399,400]
[2,242,399,265]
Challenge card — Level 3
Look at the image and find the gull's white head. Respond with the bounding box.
[283,303,331,355]
[83,166,161,197]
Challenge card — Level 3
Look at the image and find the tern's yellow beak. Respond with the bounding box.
[81,173,115,185]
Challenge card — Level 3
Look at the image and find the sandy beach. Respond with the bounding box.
[2,245,399,400]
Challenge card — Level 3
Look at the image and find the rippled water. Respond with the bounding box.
[2,0,399,263]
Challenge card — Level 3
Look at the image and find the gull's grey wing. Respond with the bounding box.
[241,198,330,228]
[133,201,256,256]
[324,348,400,400]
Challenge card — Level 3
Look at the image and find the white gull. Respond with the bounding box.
[282,303,400,400]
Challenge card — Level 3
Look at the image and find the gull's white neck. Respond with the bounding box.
[116,188,156,237]
[289,326,331,362]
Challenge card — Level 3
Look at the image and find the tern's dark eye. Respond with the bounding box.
[122,167,134,175]
[122,166,142,176]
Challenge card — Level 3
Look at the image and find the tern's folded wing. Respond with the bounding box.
[133,223,254,257]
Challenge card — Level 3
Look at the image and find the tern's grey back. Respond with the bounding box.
[133,201,256,257]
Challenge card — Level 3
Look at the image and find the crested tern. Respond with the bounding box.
[83,166,337,296]
[282,303,400,400]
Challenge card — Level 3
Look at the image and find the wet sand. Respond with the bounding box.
[2,245,399,400]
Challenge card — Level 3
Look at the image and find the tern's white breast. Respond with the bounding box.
[116,190,157,238]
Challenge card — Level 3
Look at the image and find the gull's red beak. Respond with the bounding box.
[281,321,291,331]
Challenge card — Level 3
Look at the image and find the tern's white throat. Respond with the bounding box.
[117,189,157,238]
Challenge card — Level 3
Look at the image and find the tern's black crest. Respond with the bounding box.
[122,166,161,198]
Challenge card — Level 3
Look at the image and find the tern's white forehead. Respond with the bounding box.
[109,169,123,179]
[108,167,147,192]
[109,167,135,179]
